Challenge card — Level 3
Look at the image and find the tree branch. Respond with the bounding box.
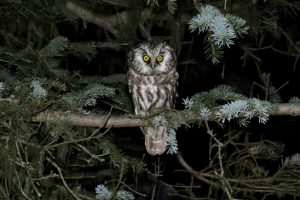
[34,111,148,128]
[33,103,300,128]
[64,0,189,40]
[268,103,300,116]
[65,1,127,38]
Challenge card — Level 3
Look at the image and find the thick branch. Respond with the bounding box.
[34,111,148,128]
[269,103,300,116]
[33,103,300,128]
[64,0,189,39]
[65,1,128,38]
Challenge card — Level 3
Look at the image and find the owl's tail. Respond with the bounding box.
[142,126,167,155]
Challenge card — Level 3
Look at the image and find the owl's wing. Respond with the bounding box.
[128,69,146,115]
[127,71,132,94]
[169,71,179,108]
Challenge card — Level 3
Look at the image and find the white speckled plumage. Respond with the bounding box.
[127,41,178,155]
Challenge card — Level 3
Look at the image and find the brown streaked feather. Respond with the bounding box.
[127,42,178,155]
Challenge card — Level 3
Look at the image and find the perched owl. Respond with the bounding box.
[127,41,178,155]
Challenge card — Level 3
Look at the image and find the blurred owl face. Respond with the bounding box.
[128,41,176,75]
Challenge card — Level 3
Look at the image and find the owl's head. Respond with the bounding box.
[128,41,177,75]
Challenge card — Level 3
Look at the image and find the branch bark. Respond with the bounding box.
[34,111,148,128]
[33,103,300,128]
[65,1,127,38]
[268,103,300,116]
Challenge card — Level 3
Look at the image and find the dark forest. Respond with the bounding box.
[0,0,300,199]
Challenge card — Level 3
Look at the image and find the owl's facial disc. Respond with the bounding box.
[130,42,176,75]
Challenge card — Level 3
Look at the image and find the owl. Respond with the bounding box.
[127,41,178,155]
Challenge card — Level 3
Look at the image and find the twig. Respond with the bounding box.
[46,157,81,200]
[26,171,42,198]
[112,179,147,197]
[175,153,221,188]
[204,120,237,200]
[15,169,32,200]
[46,126,111,148]
[176,153,199,175]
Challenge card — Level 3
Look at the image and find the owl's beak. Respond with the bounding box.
[150,62,156,69]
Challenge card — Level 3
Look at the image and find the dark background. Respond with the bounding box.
[1,0,300,199]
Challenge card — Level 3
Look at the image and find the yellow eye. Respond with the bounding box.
[143,55,150,62]
[156,55,164,62]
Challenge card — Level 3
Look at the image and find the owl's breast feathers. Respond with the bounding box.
[128,68,178,115]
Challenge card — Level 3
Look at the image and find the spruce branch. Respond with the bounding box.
[210,16,236,48]
[95,184,111,200]
[61,83,115,112]
[39,36,69,57]
[188,4,249,64]
[186,84,247,110]
[167,0,177,14]
[95,184,135,200]
[204,36,224,65]
[216,99,270,125]
[283,153,300,167]
[30,80,48,100]
[166,129,178,154]
[289,97,300,103]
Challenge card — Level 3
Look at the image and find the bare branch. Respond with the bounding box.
[269,103,300,116]
[34,111,148,128]
[46,157,81,200]
[33,103,300,128]
[65,1,128,38]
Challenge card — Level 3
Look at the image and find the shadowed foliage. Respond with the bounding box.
[0,0,300,199]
